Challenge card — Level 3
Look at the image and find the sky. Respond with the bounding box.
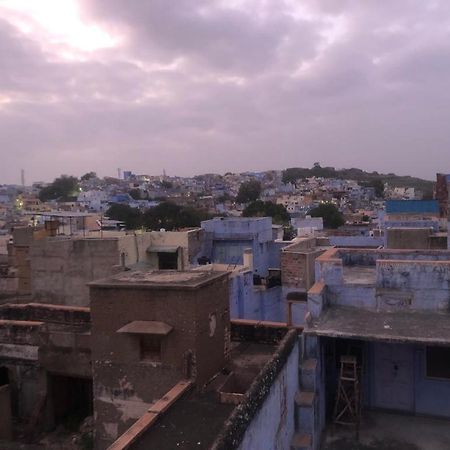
[0,0,449,184]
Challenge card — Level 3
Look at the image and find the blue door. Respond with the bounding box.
[373,343,414,412]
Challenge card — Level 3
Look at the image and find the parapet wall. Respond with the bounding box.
[211,329,298,450]
[314,248,450,312]
[30,237,120,306]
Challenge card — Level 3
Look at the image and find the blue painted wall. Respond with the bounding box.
[386,200,439,214]
[237,341,299,450]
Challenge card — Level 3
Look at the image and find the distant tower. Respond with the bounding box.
[21,169,25,187]
[117,168,122,179]
[163,168,166,178]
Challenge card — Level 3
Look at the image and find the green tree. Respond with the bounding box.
[38,175,79,201]
[142,202,211,230]
[105,204,143,229]
[216,193,234,203]
[283,225,297,241]
[80,172,97,181]
[369,178,384,198]
[243,200,290,225]
[129,188,142,200]
[309,202,344,229]
[236,180,262,203]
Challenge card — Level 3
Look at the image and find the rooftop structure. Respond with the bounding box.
[298,246,450,449]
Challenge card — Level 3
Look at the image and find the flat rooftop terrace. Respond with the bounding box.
[112,326,298,450]
[131,342,277,450]
[306,306,450,345]
[324,411,450,450]
[342,266,377,285]
[89,269,228,290]
[131,341,276,450]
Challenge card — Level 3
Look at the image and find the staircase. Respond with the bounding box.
[291,337,320,450]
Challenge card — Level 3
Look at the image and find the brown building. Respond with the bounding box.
[435,173,449,218]
[89,270,230,449]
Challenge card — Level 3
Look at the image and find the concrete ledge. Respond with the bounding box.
[210,329,298,450]
[107,379,193,450]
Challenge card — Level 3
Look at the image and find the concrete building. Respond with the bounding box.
[0,302,91,439]
[201,217,279,277]
[297,246,450,449]
[89,269,230,448]
[281,236,330,327]
[0,266,304,450]
[5,227,206,307]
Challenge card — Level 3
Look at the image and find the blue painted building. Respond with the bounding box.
[385,199,439,214]
[297,247,450,449]
[201,217,280,277]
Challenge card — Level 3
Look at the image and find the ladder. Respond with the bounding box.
[333,355,361,431]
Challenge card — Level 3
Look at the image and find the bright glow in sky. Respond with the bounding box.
[0,0,118,52]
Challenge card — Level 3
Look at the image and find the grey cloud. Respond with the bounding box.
[1,0,450,183]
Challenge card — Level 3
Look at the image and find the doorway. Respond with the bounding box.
[373,343,414,412]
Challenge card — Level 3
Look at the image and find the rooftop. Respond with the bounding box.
[111,324,297,450]
[385,200,439,214]
[342,265,377,285]
[88,269,228,290]
[132,341,276,450]
[305,306,450,345]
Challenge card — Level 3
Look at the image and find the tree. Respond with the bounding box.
[105,204,143,229]
[216,193,234,203]
[160,180,173,189]
[370,178,384,198]
[80,172,97,181]
[236,180,261,203]
[142,201,211,230]
[38,175,79,202]
[309,202,344,229]
[129,188,142,200]
[283,225,297,241]
[243,200,290,225]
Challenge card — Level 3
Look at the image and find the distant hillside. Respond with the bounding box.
[282,165,434,198]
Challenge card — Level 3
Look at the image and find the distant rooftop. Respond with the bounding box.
[88,269,228,290]
[306,306,450,346]
[385,200,439,214]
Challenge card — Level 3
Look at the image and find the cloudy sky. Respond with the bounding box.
[0,0,449,184]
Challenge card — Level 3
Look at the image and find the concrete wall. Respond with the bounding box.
[0,304,92,425]
[377,260,450,311]
[236,338,298,450]
[202,218,274,276]
[281,247,324,291]
[384,219,439,232]
[0,384,13,439]
[228,270,254,319]
[328,235,384,247]
[90,274,229,449]
[385,228,432,249]
[251,286,283,322]
[31,238,120,306]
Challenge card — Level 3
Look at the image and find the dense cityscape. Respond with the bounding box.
[2,0,450,449]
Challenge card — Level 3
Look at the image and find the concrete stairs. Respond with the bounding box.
[290,357,318,450]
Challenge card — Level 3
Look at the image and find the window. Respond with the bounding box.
[158,252,178,270]
[426,346,450,379]
[140,336,162,362]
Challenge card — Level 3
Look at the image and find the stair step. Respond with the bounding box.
[291,432,312,450]
[295,390,315,407]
